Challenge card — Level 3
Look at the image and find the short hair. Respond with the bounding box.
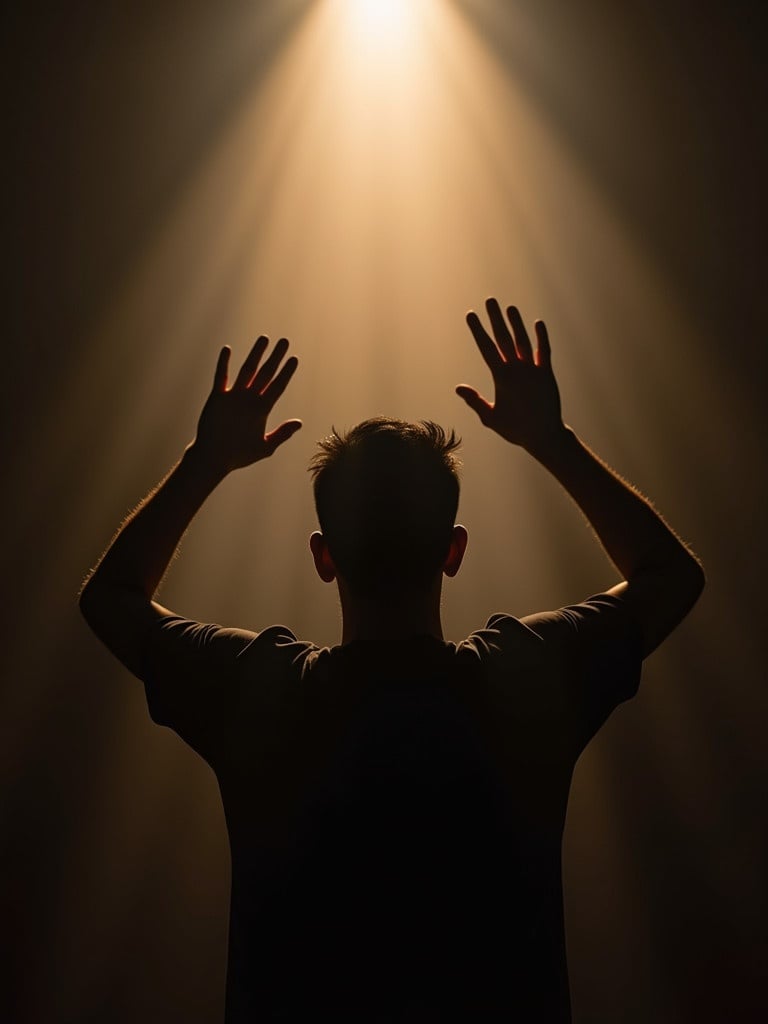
[309,418,462,600]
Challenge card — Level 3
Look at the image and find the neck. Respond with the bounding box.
[338,578,444,645]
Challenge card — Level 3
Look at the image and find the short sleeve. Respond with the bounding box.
[139,616,296,763]
[516,591,644,749]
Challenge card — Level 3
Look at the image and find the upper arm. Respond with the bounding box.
[604,553,705,657]
[519,591,646,747]
[78,580,260,696]
[80,580,266,761]
[79,579,179,679]
[79,581,301,762]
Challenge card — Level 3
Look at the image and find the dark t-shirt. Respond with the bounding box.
[141,594,643,1023]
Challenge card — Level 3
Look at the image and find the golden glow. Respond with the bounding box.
[63,0,706,648]
[48,0,712,680]
[342,0,414,38]
[44,0,711,649]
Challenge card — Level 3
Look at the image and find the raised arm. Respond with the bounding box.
[79,336,301,676]
[456,298,704,656]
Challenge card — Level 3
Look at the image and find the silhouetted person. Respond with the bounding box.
[80,300,704,1022]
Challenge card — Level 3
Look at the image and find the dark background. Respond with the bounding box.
[3,1,767,1021]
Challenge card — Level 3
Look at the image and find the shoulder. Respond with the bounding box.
[456,614,548,688]
[520,591,645,657]
[233,624,324,684]
[459,595,644,732]
[458,591,643,663]
[459,613,545,659]
[141,616,320,712]
[140,618,322,760]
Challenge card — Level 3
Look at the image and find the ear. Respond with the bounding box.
[443,524,468,578]
[310,531,337,583]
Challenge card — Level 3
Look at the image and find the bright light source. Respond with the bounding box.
[343,0,416,48]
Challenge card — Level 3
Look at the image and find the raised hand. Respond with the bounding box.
[456,299,564,454]
[193,336,302,474]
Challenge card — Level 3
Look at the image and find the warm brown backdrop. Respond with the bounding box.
[3,2,766,1021]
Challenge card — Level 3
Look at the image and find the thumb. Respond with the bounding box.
[265,419,303,455]
[455,385,493,425]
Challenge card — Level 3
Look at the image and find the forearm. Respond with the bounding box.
[82,443,226,600]
[529,426,703,581]
[79,337,300,676]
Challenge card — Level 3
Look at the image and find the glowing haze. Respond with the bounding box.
[14,3,752,1020]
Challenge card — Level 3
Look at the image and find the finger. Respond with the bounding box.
[466,311,504,373]
[534,320,551,367]
[507,306,534,363]
[251,337,290,393]
[213,346,230,393]
[264,419,303,455]
[455,385,493,425]
[234,335,269,389]
[262,355,298,407]
[485,297,517,362]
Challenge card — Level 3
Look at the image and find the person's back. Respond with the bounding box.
[80,300,704,1021]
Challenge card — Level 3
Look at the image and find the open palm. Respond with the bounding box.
[457,299,563,454]
[194,336,302,474]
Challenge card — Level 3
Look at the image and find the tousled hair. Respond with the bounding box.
[308,418,462,600]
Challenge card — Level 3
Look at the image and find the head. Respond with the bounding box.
[308,418,467,603]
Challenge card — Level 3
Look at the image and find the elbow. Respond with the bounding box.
[689,556,706,604]
[682,549,706,597]
[672,553,706,619]
[78,577,99,628]
[79,575,114,632]
[661,543,706,603]
[627,552,706,659]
